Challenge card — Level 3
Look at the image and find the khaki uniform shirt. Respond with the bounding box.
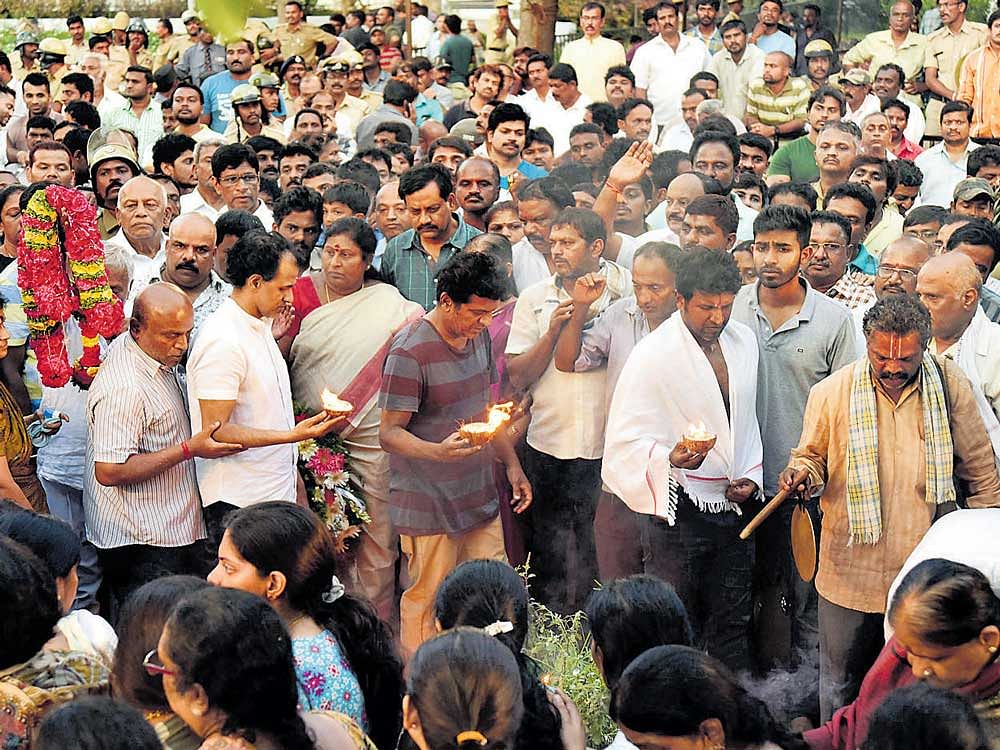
[559,35,627,103]
[789,357,1000,613]
[924,19,987,135]
[105,46,131,92]
[483,16,517,65]
[153,34,195,70]
[274,22,338,68]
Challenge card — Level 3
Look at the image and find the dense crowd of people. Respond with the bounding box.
[3,0,1000,747]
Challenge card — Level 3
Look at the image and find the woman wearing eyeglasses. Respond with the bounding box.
[149,586,373,750]
[804,558,1000,750]
[111,575,209,750]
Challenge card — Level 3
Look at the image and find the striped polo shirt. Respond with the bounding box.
[379,318,499,537]
[745,75,811,128]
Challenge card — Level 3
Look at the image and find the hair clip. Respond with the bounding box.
[456,731,488,746]
[321,574,345,603]
[482,620,514,637]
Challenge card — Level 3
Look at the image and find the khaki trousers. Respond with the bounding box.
[399,515,507,658]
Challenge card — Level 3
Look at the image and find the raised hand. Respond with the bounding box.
[607,140,654,192]
[570,273,607,307]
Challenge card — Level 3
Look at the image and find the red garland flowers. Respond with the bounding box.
[18,186,125,388]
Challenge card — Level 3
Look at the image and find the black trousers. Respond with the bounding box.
[818,596,885,721]
[521,444,602,615]
[641,494,754,674]
[98,540,211,626]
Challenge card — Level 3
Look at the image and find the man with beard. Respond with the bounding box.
[507,207,631,616]
[709,20,766,121]
[381,164,481,310]
[745,51,810,144]
[455,157,500,232]
[812,121,860,203]
[272,186,322,271]
[750,0,795,56]
[604,66,635,112]
[128,212,231,335]
[767,86,845,186]
[484,103,547,193]
[91,143,142,240]
[210,143,273,227]
[7,73,63,171]
[223,85,287,145]
[804,209,877,311]
[873,64,926,145]
[106,175,169,285]
[802,39,835,89]
[915,101,981,207]
[153,133,197,196]
[171,83,216,143]
[202,39,255,134]
[102,66,163,168]
[732,204,856,682]
[738,133,773,177]
[444,65,503,130]
[782,293,1000,721]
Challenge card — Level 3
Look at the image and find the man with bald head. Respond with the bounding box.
[919,252,1000,462]
[128,213,232,336]
[85,282,245,617]
[455,157,501,231]
[106,175,168,282]
[852,235,932,347]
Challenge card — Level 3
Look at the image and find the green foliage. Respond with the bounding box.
[524,599,617,749]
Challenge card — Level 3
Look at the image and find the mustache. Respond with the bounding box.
[176,262,199,273]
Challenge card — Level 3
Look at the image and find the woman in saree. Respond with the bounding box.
[285,217,423,622]
[806,558,1000,750]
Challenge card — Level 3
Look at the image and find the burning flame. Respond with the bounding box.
[486,401,515,430]
[686,420,713,440]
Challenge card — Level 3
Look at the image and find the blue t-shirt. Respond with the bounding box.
[500,160,548,191]
[756,30,796,58]
[201,71,245,132]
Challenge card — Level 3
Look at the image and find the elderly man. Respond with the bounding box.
[105,175,168,282]
[128,212,231,333]
[784,293,1000,722]
[85,283,245,617]
[839,69,882,127]
[745,51,810,143]
[851,234,933,343]
[919,252,1000,463]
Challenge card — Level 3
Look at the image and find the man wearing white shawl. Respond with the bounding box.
[603,249,762,671]
[919,253,1000,465]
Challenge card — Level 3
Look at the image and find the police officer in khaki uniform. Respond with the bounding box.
[152,17,195,70]
[484,0,518,66]
[924,0,986,136]
[38,39,68,108]
[274,0,344,68]
[11,32,39,81]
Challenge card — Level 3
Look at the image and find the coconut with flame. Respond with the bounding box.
[683,421,717,454]
[459,402,515,446]
[321,388,354,416]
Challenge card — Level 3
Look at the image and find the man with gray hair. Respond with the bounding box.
[919,252,1000,464]
[812,120,860,203]
[105,175,168,284]
[179,138,227,219]
[782,293,1000,721]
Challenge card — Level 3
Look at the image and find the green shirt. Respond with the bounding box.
[440,34,474,84]
[767,135,819,183]
[381,216,482,310]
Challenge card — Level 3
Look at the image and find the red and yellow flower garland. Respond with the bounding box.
[18,186,124,388]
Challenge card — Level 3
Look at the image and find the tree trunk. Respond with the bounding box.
[519,0,558,55]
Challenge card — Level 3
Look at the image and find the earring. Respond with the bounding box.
[989,646,998,654]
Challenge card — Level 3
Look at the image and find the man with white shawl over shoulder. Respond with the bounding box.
[603,249,763,672]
